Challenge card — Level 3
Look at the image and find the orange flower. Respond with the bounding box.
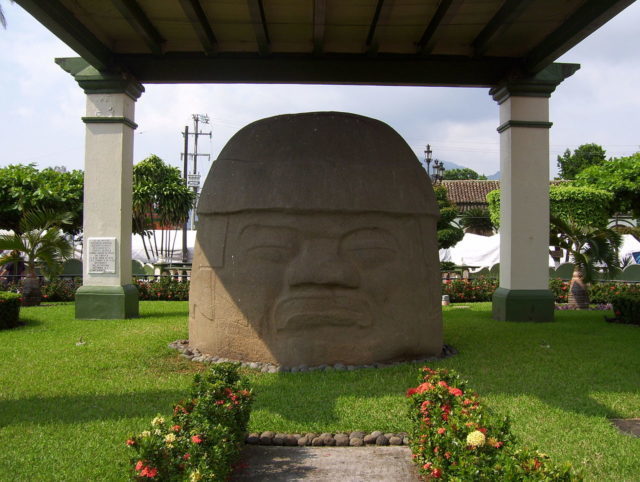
[191,435,203,444]
[437,428,446,435]
[126,439,136,446]
[431,468,442,478]
[135,460,144,471]
[448,387,463,397]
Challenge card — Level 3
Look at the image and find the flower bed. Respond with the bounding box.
[0,291,21,329]
[126,363,253,481]
[407,367,578,480]
[608,293,640,325]
[135,277,190,301]
[441,278,499,303]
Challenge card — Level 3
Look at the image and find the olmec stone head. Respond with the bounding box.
[189,112,442,367]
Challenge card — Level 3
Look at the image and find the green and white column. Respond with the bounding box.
[490,64,579,322]
[57,58,144,319]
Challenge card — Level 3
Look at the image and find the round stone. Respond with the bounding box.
[376,435,389,446]
[311,437,324,446]
[273,433,286,445]
[335,434,349,446]
[259,431,275,445]
[403,436,410,445]
[297,437,308,446]
[350,431,365,439]
[363,433,377,444]
[389,436,402,445]
[384,433,395,439]
[285,435,299,446]
[349,437,364,447]
[246,433,260,444]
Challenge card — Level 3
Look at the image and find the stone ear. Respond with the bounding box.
[197,215,228,268]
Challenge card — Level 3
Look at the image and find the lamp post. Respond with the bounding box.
[424,144,445,184]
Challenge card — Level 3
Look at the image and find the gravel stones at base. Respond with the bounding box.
[168,340,457,372]
[247,431,410,448]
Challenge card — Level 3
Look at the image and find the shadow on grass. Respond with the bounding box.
[0,389,186,427]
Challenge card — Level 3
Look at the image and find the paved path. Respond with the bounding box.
[231,446,421,481]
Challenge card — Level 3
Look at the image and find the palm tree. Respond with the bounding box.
[1,1,14,29]
[460,207,494,236]
[0,210,73,306]
[550,216,621,308]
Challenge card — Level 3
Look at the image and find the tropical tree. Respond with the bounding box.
[549,216,621,308]
[459,207,494,236]
[132,155,196,262]
[0,164,84,235]
[556,143,607,180]
[0,1,12,29]
[434,185,464,249]
[442,168,487,180]
[0,210,74,306]
[574,152,640,218]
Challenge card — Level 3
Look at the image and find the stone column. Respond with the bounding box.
[56,58,144,319]
[489,63,579,322]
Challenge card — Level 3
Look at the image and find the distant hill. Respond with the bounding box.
[487,171,500,180]
[421,158,499,179]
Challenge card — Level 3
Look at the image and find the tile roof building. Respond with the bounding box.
[441,180,500,212]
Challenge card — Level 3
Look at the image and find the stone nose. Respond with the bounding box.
[286,239,360,288]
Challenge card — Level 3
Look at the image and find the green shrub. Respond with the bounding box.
[0,291,21,329]
[407,367,578,481]
[609,294,640,325]
[442,278,499,303]
[136,277,190,301]
[41,277,82,302]
[126,363,253,481]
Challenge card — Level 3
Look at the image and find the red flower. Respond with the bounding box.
[448,387,463,397]
[422,462,432,470]
[431,468,442,478]
[183,453,191,460]
[406,387,418,397]
[437,428,446,435]
[463,399,473,406]
[191,435,203,444]
[478,427,487,434]
[135,461,145,471]
[126,439,136,446]
[444,452,452,459]
[171,425,181,432]
[140,466,158,478]
[215,400,225,405]
[437,381,448,388]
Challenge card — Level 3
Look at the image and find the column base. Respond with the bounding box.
[492,287,555,322]
[75,284,139,319]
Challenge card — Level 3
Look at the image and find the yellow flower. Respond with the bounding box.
[140,431,151,438]
[189,470,203,482]
[154,429,162,436]
[151,416,165,426]
[165,433,177,444]
[466,430,486,447]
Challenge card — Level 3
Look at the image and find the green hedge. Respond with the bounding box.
[126,363,253,481]
[609,294,640,325]
[0,291,21,329]
[407,367,578,480]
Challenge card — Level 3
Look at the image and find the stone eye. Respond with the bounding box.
[246,245,294,263]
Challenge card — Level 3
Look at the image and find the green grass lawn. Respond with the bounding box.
[0,302,638,481]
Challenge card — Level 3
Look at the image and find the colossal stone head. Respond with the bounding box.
[189,112,442,367]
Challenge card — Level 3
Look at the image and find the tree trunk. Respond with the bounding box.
[568,266,589,309]
[21,275,42,307]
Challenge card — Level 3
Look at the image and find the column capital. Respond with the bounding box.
[55,57,144,100]
[490,62,580,104]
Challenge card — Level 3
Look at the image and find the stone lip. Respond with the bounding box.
[245,431,410,447]
[168,340,458,373]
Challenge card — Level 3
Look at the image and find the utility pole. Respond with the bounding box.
[180,114,211,262]
[181,125,189,263]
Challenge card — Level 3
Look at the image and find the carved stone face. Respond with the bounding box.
[189,112,442,367]
[189,211,441,367]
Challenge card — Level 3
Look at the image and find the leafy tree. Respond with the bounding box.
[556,143,607,180]
[434,185,464,249]
[549,216,621,308]
[574,152,640,218]
[132,155,196,262]
[486,185,613,230]
[0,164,84,234]
[442,168,487,180]
[0,210,74,306]
[459,207,494,236]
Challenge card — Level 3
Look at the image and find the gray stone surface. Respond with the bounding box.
[231,446,420,481]
[190,112,442,368]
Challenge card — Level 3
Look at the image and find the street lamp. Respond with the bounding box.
[424,144,445,184]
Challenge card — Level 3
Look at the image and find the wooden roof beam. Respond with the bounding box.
[365,0,395,55]
[14,0,114,71]
[247,0,270,56]
[178,0,218,56]
[525,0,636,73]
[416,0,465,56]
[111,0,164,56]
[313,0,326,55]
[472,0,535,57]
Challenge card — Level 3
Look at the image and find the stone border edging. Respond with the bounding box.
[245,431,410,447]
[168,340,457,373]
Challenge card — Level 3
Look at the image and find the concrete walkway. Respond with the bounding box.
[231,446,421,481]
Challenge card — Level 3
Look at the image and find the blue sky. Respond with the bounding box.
[1,2,639,179]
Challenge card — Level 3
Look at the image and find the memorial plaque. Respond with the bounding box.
[88,237,117,274]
